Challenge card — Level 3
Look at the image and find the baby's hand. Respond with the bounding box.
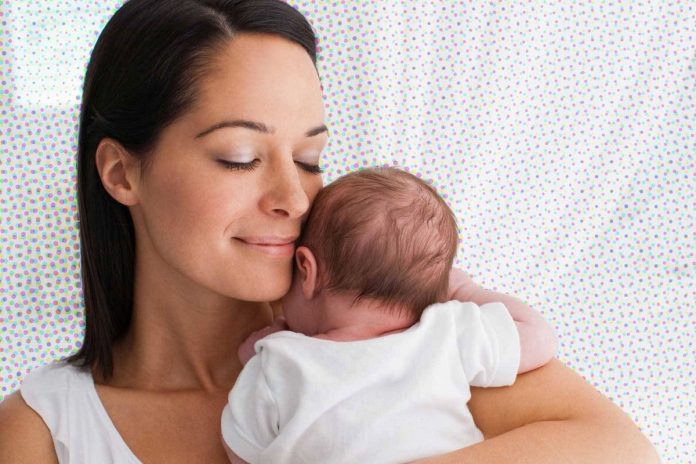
[448,267,477,301]
[238,317,289,366]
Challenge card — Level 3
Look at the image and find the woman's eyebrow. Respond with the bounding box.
[194,120,328,138]
[305,124,329,137]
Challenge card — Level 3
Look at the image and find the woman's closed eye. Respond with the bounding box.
[216,159,324,174]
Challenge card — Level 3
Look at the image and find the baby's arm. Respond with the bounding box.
[223,441,249,464]
[238,317,288,366]
[449,268,558,373]
[222,354,280,463]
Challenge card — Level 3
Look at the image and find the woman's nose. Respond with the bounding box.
[260,155,311,218]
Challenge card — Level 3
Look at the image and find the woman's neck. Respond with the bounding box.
[107,300,271,391]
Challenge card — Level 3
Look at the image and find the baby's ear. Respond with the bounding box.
[295,246,320,299]
[294,247,309,277]
[295,246,317,270]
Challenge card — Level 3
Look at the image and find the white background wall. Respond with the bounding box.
[0,1,693,461]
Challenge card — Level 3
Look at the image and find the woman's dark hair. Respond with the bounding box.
[64,0,318,380]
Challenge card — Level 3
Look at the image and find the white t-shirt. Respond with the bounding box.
[221,300,520,464]
[20,362,142,463]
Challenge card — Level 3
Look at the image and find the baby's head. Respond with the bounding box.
[282,166,459,335]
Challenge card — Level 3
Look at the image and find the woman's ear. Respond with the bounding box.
[95,137,141,206]
[295,246,320,300]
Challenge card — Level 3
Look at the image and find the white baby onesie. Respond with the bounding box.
[221,300,520,464]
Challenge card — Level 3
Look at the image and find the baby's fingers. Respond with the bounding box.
[253,325,278,338]
[271,316,289,331]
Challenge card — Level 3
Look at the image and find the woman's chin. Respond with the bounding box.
[249,280,293,303]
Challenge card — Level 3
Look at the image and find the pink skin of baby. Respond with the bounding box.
[231,242,559,463]
[237,245,421,364]
[238,245,558,373]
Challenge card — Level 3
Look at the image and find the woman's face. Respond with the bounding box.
[130,34,327,303]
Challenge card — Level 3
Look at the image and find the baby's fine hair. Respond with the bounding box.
[298,166,460,318]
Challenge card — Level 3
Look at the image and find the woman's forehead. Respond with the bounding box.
[191,34,325,129]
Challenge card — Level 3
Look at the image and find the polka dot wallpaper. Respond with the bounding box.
[0,1,693,462]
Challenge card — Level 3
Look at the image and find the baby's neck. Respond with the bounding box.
[315,324,411,341]
[313,298,418,342]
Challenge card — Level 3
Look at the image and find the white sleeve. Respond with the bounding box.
[453,301,521,387]
[220,354,278,463]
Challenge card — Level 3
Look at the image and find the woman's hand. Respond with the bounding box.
[237,316,289,366]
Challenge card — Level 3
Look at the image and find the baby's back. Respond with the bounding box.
[222,301,520,464]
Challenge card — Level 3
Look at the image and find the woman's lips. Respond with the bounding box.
[234,238,295,257]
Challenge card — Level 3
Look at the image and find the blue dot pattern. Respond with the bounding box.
[0,1,693,462]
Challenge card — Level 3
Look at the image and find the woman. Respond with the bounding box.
[0,0,659,462]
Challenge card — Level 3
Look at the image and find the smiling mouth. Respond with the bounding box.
[234,238,296,257]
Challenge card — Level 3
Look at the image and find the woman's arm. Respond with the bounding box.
[0,391,60,463]
[415,268,661,463]
[414,358,660,463]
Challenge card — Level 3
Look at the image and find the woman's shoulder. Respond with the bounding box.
[20,360,89,394]
[0,390,59,463]
[0,361,88,463]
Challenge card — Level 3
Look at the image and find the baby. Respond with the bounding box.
[222,166,558,464]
